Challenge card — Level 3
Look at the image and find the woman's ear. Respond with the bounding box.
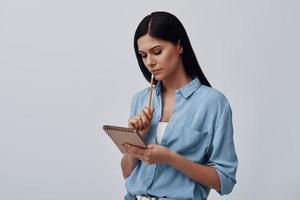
[177,39,184,54]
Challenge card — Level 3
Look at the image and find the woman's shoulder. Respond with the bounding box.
[196,85,230,107]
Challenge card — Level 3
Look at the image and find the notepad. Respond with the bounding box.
[102,125,148,153]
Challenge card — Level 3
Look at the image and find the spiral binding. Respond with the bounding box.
[103,125,135,133]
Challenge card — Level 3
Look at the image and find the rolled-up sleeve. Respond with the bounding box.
[207,102,238,195]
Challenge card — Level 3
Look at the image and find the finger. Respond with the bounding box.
[129,149,148,160]
[135,154,149,163]
[126,151,140,158]
[126,146,152,163]
[128,118,137,129]
[149,107,155,114]
[127,145,143,155]
[132,116,140,130]
[143,107,152,120]
[127,145,147,156]
[128,117,140,129]
[124,145,139,157]
[147,144,156,148]
[122,144,128,153]
[140,111,149,128]
[127,149,141,158]
[137,114,144,130]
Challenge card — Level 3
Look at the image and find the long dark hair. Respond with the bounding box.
[133,11,211,87]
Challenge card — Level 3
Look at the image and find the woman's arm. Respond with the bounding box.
[121,106,154,178]
[121,153,138,178]
[167,150,220,192]
[125,144,220,191]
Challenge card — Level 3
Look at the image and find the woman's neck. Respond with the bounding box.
[161,68,192,94]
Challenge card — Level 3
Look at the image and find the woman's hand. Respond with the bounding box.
[123,143,172,165]
[128,107,154,138]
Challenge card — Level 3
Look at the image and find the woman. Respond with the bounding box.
[121,11,238,200]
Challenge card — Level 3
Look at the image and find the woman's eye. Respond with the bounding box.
[153,50,161,55]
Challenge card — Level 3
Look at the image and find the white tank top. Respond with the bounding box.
[156,122,168,144]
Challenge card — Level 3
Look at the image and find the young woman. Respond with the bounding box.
[121,11,238,200]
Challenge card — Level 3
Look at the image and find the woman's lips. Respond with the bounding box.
[151,69,162,74]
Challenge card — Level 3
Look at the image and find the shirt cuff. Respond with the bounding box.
[212,166,236,195]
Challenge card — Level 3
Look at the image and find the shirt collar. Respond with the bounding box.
[155,77,202,99]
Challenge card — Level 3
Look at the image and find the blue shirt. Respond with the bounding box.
[125,77,238,200]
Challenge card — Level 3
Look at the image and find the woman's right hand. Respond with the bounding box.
[128,107,154,138]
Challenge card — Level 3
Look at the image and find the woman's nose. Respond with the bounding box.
[146,56,156,68]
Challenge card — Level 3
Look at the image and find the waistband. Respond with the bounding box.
[136,195,176,200]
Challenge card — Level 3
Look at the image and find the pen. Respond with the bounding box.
[148,74,154,110]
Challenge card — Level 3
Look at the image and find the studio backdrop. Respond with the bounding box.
[0,0,299,199]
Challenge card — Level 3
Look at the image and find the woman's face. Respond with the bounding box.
[137,34,183,81]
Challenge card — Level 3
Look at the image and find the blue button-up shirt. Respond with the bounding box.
[125,77,238,200]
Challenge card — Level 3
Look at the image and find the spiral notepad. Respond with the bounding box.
[102,125,147,153]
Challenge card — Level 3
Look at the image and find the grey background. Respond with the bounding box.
[1,0,299,199]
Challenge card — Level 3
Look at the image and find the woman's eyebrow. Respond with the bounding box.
[138,45,161,53]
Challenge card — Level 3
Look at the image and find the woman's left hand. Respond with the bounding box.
[123,143,172,165]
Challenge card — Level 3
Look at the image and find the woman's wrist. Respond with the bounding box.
[124,153,138,163]
[165,149,177,165]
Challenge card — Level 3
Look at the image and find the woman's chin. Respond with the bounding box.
[153,74,164,81]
